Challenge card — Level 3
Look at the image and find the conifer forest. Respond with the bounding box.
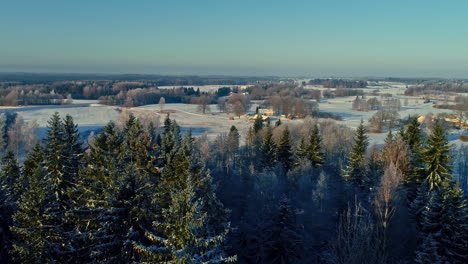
[0,110,466,264]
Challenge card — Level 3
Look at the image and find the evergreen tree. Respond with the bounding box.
[0,151,21,201]
[0,152,21,263]
[10,167,51,263]
[21,144,44,190]
[422,122,452,190]
[440,183,468,263]
[260,126,277,169]
[307,125,324,168]
[44,112,65,194]
[0,183,10,263]
[62,114,83,188]
[123,114,157,181]
[296,137,308,163]
[275,118,282,127]
[414,181,468,264]
[141,137,233,263]
[344,121,369,187]
[91,162,154,263]
[414,234,446,264]
[253,115,263,134]
[160,115,180,166]
[39,112,81,261]
[402,118,425,203]
[277,127,294,172]
[261,198,303,264]
[404,117,423,156]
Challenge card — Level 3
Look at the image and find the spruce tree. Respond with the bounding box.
[414,233,446,264]
[44,112,65,194]
[141,136,233,263]
[10,167,51,263]
[275,118,282,127]
[307,125,324,168]
[440,183,468,263]
[296,137,308,163]
[277,126,294,172]
[0,151,21,201]
[91,162,154,263]
[21,144,44,190]
[0,152,21,263]
[61,114,83,188]
[123,114,157,181]
[260,126,277,169]
[414,181,468,264]
[344,121,369,187]
[422,122,452,190]
[261,198,303,264]
[0,183,10,263]
[253,115,263,134]
[5,144,45,263]
[402,118,425,202]
[40,112,81,261]
[160,115,180,167]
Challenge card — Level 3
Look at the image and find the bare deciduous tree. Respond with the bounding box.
[159,96,165,111]
[228,93,250,118]
[374,163,402,230]
[325,200,387,264]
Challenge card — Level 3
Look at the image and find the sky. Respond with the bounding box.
[1,0,468,77]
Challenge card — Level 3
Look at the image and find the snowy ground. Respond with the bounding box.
[0,83,466,146]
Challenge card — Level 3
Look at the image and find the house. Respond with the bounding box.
[445,114,468,127]
[258,108,274,116]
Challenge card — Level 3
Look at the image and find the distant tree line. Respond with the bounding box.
[308,79,368,88]
[405,81,468,96]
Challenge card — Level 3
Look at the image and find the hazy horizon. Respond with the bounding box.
[1,0,467,78]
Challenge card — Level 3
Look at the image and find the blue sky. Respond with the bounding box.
[1,0,467,77]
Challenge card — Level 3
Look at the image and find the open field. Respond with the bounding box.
[1,82,466,146]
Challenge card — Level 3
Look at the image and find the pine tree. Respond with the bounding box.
[344,121,369,187]
[260,126,277,169]
[422,122,452,190]
[307,125,324,168]
[277,127,294,172]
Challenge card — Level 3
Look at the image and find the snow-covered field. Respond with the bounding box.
[0,82,466,146]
